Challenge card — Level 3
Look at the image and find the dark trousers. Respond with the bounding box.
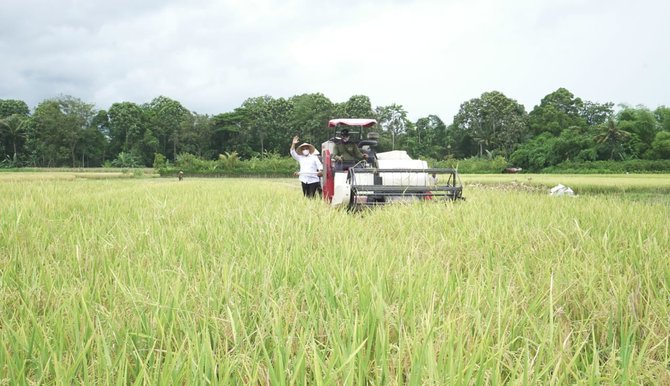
[301,182,320,198]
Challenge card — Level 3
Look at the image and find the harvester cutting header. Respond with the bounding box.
[320,118,463,210]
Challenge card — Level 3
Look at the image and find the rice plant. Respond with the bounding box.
[1,176,668,384]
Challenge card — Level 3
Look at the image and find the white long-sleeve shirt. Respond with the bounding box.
[290,148,323,184]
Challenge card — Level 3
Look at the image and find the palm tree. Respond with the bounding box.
[0,114,29,163]
[594,118,631,160]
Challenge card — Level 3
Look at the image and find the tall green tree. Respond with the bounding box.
[240,96,295,155]
[549,127,597,164]
[616,106,658,158]
[91,110,111,164]
[375,104,411,150]
[509,132,557,171]
[579,101,614,126]
[334,95,375,119]
[650,131,670,159]
[0,99,30,118]
[406,115,448,159]
[28,96,98,167]
[453,91,528,158]
[654,106,670,132]
[288,93,334,144]
[265,97,294,154]
[528,88,586,136]
[180,113,214,158]
[145,96,191,161]
[27,100,60,166]
[107,102,160,166]
[107,102,147,157]
[78,122,107,166]
[241,96,275,156]
[61,97,96,167]
[211,109,251,157]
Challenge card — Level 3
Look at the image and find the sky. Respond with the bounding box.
[1,0,668,122]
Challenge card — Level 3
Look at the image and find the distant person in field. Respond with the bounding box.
[332,128,367,171]
[290,136,323,198]
[178,171,184,181]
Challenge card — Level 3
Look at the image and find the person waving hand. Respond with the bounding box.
[290,135,323,198]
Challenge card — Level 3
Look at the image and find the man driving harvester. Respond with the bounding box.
[331,128,368,171]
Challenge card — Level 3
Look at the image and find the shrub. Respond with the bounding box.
[218,152,240,170]
[159,152,295,177]
[433,156,508,174]
[153,153,167,170]
[0,156,19,169]
[111,152,142,168]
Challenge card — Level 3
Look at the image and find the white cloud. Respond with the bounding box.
[0,0,668,121]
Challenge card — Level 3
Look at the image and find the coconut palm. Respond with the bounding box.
[0,114,29,163]
[594,118,631,160]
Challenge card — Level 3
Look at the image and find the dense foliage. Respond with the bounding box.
[158,152,296,177]
[1,88,669,172]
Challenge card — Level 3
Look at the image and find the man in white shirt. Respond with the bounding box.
[290,136,323,198]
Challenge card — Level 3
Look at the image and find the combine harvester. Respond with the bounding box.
[320,118,463,210]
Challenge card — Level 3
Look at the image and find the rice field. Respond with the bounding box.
[463,173,670,192]
[1,174,669,384]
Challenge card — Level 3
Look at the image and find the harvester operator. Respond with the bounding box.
[332,129,367,171]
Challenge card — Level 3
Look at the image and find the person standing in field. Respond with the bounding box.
[290,136,323,198]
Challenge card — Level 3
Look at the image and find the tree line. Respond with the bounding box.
[1,88,669,171]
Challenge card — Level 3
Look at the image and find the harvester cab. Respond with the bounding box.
[320,118,463,210]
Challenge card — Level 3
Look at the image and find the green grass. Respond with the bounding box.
[1,176,669,384]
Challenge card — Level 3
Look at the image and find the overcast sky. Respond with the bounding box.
[1,0,668,122]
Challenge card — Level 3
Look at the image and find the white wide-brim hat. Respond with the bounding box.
[297,143,316,154]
